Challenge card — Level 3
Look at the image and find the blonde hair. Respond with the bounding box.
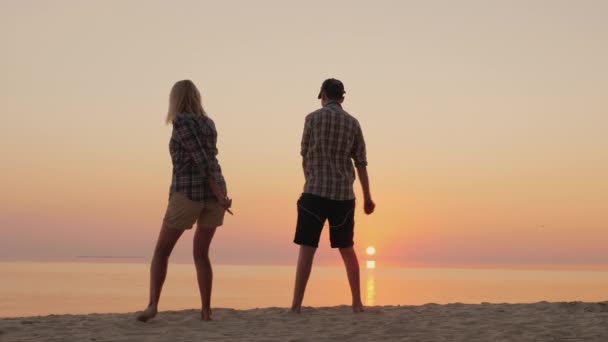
[166,80,206,124]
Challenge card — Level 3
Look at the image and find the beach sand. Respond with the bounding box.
[2,302,608,341]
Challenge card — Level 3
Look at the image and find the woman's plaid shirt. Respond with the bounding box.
[301,101,367,200]
[169,112,227,202]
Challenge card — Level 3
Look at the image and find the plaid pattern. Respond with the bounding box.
[169,112,227,202]
[301,101,367,200]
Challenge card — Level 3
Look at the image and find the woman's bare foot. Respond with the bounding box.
[201,309,213,321]
[352,303,365,313]
[135,306,158,322]
[289,305,301,314]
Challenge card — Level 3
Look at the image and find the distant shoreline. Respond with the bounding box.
[75,255,145,259]
[1,258,608,272]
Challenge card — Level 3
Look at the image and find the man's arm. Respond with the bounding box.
[356,165,375,214]
[352,122,375,214]
[301,116,311,171]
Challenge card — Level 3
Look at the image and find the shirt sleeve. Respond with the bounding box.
[173,117,211,177]
[300,116,312,157]
[351,121,368,167]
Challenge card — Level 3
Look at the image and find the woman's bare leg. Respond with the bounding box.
[136,223,184,322]
[193,224,217,321]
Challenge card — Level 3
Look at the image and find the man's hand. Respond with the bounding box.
[363,198,375,215]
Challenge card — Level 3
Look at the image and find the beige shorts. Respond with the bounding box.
[163,192,225,230]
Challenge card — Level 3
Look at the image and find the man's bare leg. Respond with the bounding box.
[290,245,317,313]
[193,224,217,321]
[339,247,364,312]
[136,224,185,322]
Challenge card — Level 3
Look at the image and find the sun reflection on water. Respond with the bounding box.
[365,269,376,306]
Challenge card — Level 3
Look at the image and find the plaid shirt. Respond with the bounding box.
[301,101,367,200]
[169,112,226,202]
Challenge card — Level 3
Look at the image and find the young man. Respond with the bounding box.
[291,78,375,313]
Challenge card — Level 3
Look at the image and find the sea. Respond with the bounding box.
[2,261,608,318]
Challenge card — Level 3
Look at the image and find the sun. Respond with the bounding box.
[366,246,376,256]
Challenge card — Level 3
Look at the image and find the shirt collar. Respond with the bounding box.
[323,100,342,108]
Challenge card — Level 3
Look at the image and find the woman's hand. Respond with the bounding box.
[208,176,233,215]
[218,196,233,215]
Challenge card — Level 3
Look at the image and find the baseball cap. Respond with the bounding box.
[317,78,345,99]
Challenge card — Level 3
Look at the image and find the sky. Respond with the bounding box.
[1,0,607,267]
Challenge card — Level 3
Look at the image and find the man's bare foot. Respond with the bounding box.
[135,306,158,322]
[352,303,365,313]
[289,306,301,314]
[201,309,213,321]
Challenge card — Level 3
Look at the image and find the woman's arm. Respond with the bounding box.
[207,175,232,214]
[174,117,232,213]
[173,117,212,177]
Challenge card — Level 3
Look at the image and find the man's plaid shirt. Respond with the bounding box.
[301,101,367,200]
[169,112,226,202]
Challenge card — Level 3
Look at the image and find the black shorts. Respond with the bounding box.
[293,193,355,248]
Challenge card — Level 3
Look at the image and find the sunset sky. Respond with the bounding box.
[1,0,607,267]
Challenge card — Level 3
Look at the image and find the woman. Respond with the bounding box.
[137,80,231,322]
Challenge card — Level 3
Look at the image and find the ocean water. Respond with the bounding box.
[2,262,608,318]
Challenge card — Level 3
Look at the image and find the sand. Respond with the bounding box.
[2,302,608,341]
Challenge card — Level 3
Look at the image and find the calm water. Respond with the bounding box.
[2,262,608,317]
